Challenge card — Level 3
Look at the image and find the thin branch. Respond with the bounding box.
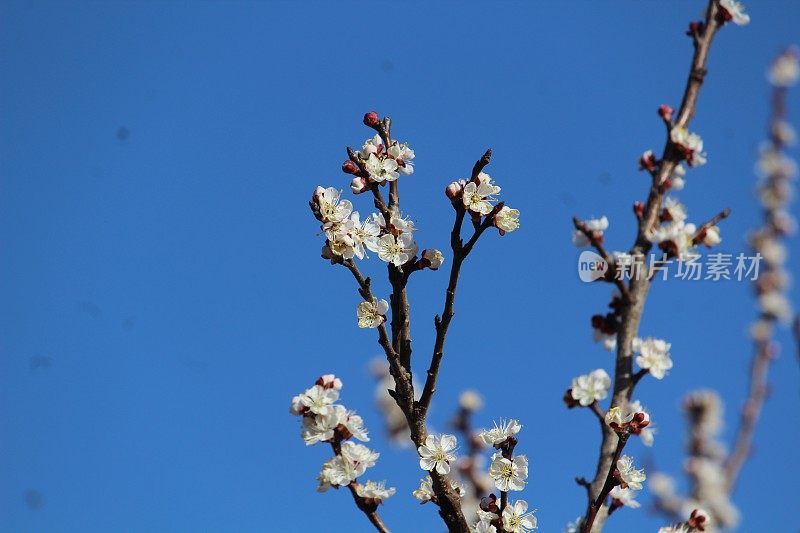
[581,433,629,533]
[691,207,731,244]
[417,151,496,417]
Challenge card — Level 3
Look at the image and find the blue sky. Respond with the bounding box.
[1,1,798,532]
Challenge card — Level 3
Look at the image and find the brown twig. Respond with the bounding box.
[581,433,629,533]
[418,154,497,417]
[691,207,731,244]
[579,3,723,531]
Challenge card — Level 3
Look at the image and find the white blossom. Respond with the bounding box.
[315,187,353,223]
[572,216,608,247]
[357,298,389,329]
[317,458,336,492]
[652,220,697,259]
[387,142,415,175]
[495,206,521,233]
[343,410,370,441]
[318,374,343,391]
[605,405,635,428]
[422,248,445,270]
[609,486,641,508]
[365,152,399,183]
[488,452,528,491]
[375,233,417,266]
[719,0,750,26]
[359,134,382,158]
[502,500,538,532]
[418,434,457,475]
[570,369,611,406]
[412,475,463,503]
[356,480,396,501]
[670,127,706,167]
[663,197,688,223]
[633,337,673,379]
[302,404,345,445]
[616,455,646,490]
[475,521,498,533]
[412,476,434,503]
[701,226,722,247]
[670,164,687,190]
[289,394,304,415]
[478,419,522,446]
[299,385,340,416]
[463,180,500,215]
[347,212,381,259]
[327,441,379,484]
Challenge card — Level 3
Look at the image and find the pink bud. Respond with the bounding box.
[363,111,380,127]
[658,104,674,122]
[688,509,710,531]
[445,180,465,200]
[350,176,370,194]
[632,411,650,428]
[342,160,359,174]
[633,201,645,218]
[639,150,657,172]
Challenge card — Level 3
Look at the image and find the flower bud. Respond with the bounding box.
[363,111,380,127]
[445,180,466,200]
[631,411,650,430]
[350,176,370,194]
[688,508,711,531]
[639,150,657,172]
[342,160,359,174]
[658,104,674,122]
[316,374,343,390]
[420,248,445,270]
[686,20,704,36]
[633,201,645,218]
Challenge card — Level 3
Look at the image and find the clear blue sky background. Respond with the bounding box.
[1,1,798,532]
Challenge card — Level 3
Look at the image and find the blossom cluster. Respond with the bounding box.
[446,171,521,234]
[290,375,395,502]
[413,419,538,532]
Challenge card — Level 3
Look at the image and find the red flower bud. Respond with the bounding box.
[363,111,380,127]
[658,104,674,122]
[633,201,645,218]
[687,21,704,36]
[639,150,657,172]
[342,160,359,174]
[688,509,710,531]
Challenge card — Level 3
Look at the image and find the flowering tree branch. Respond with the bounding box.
[303,112,521,532]
[568,2,749,531]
